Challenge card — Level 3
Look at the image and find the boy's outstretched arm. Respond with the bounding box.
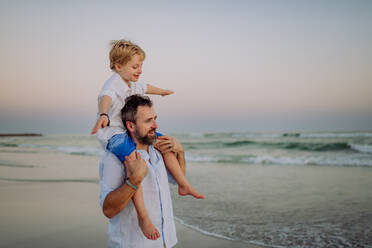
[146,84,174,96]
[91,95,112,134]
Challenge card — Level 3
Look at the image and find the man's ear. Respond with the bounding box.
[126,121,135,132]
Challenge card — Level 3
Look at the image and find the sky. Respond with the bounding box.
[0,0,371,134]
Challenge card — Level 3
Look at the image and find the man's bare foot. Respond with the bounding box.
[138,217,160,240]
[178,184,205,199]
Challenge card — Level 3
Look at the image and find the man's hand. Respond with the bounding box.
[155,136,184,155]
[161,90,174,96]
[91,115,109,134]
[124,151,148,186]
[102,151,147,219]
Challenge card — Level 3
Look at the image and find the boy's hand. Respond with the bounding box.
[91,115,109,134]
[161,90,174,96]
[155,136,184,155]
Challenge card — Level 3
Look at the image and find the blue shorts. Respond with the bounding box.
[106,132,163,163]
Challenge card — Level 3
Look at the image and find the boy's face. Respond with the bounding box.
[116,54,143,83]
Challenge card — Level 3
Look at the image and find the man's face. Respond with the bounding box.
[133,106,158,145]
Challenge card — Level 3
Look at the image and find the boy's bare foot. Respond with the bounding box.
[178,184,205,199]
[138,217,160,240]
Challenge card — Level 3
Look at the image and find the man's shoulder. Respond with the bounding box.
[101,151,122,166]
[149,145,160,154]
[148,146,165,162]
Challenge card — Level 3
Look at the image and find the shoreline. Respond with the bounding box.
[174,219,263,248]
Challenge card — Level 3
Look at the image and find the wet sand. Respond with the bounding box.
[0,147,261,248]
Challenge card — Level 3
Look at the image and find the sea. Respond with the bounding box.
[1,131,372,247]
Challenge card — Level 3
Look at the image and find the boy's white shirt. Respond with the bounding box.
[96,72,147,149]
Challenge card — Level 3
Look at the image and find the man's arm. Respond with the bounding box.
[102,152,147,219]
[146,84,174,96]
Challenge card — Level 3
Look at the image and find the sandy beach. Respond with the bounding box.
[1,133,371,247]
[0,146,261,248]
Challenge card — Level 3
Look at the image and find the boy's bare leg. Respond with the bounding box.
[126,151,160,240]
[132,185,161,240]
[163,152,204,199]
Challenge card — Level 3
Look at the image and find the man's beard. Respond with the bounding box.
[134,128,157,145]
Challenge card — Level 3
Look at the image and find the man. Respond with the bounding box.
[99,94,184,247]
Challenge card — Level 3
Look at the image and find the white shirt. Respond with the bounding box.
[96,72,147,149]
[99,147,178,248]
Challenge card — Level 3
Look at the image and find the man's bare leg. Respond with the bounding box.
[163,152,204,199]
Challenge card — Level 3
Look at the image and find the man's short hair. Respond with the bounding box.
[121,94,153,132]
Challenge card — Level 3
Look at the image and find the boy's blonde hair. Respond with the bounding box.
[109,39,146,70]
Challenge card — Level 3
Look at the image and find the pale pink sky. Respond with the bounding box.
[0,1,371,133]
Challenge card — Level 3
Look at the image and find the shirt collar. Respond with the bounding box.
[149,146,162,165]
[137,146,162,166]
[113,72,130,98]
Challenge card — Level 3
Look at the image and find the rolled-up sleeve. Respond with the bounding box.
[98,89,116,102]
[99,152,126,207]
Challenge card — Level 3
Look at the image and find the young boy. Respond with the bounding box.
[91,40,204,240]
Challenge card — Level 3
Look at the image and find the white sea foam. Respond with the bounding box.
[174,216,285,248]
[242,155,305,165]
[19,143,103,156]
[185,153,219,162]
[55,146,103,156]
[349,143,372,154]
[186,153,372,167]
[232,133,282,138]
[300,132,372,138]
[174,216,235,241]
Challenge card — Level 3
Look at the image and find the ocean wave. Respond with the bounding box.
[224,140,256,147]
[272,141,351,151]
[203,132,282,139]
[349,144,372,154]
[184,140,354,152]
[177,132,372,139]
[8,139,356,155]
[0,142,18,147]
[299,132,372,138]
[55,146,103,156]
[16,143,103,156]
[185,153,372,167]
